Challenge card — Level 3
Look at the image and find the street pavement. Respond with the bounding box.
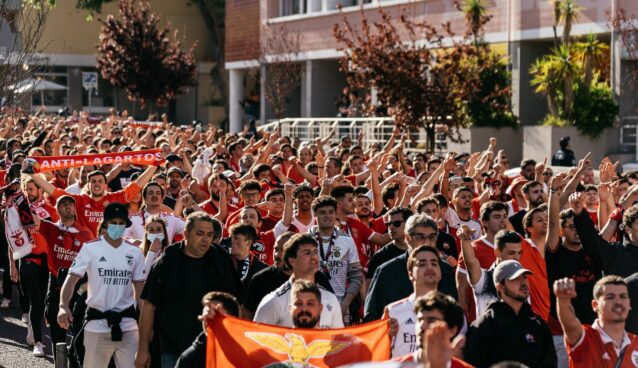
[0,270,54,368]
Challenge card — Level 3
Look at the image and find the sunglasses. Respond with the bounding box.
[384,220,404,228]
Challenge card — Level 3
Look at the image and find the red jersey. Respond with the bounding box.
[457,236,497,273]
[340,216,377,268]
[51,183,140,237]
[224,207,269,236]
[252,230,276,265]
[286,164,305,184]
[521,239,550,321]
[587,208,599,229]
[31,199,60,223]
[39,220,94,277]
[199,198,238,217]
[567,323,638,368]
[261,214,281,233]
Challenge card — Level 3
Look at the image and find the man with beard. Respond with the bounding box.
[164,167,185,209]
[199,173,235,221]
[124,182,185,244]
[353,187,386,236]
[465,260,557,368]
[509,180,546,236]
[23,176,59,222]
[290,280,325,328]
[26,163,158,236]
[50,167,70,190]
[447,187,482,240]
[254,233,343,328]
[555,276,638,368]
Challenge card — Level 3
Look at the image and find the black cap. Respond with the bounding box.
[103,202,132,227]
[165,154,182,163]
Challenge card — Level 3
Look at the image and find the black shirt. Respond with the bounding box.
[546,243,600,325]
[363,252,457,322]
[141,242,243,354]
[108,167,142,192]
[436,231,458,260]
[366,241,405,279]
[509,209,527,237]
[465,301,557,368]
[243,266,334,313]
[175,332,206,368]
[574,211,638,277]
[626,272,638,335]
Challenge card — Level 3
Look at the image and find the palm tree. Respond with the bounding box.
[575,33,609,92]
[530,58,559,117]
[559,0,582,46]
[461,0,489,48]
[552,45,581,119]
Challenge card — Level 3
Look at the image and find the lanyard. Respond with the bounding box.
[316,230,337,263]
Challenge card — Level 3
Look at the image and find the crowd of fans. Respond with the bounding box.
[0,110,637,368]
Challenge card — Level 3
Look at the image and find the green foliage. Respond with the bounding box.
[466,51,517,128]
[572,81,618,138]
[541,114,570,127]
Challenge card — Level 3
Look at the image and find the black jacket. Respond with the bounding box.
[573,211,638,277]
[626,273,638,335]
[465,301,557,368]
[363,252,457,322]
[552,149,576,167]
[175,332,206,368]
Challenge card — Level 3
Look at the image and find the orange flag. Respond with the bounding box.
[26,149,164,173]
[206,315,391,368]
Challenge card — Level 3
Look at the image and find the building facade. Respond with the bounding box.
[11,1,219,123]
[225,0,638,137]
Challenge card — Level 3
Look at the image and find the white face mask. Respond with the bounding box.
[147,233,165,243]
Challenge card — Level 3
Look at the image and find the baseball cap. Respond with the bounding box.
[493,260,532,285]
[102,202,132,228]
[167,167,185,177]
[165,154,182,163]
[56,195,76,206]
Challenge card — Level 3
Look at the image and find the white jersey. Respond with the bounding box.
[64,182,82,195]
[123,210,185,244]
[445,207,482,240]
[470,266,499,319]
[385,294,418,357]
[309,226,360,300]
[254,279,344,329]
[273,213,315,238]
[69,236,146,333]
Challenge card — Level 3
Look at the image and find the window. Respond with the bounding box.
[32,68,68,107]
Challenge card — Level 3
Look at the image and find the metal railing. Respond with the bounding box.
[621,116,638,147]
[258,117,447,152]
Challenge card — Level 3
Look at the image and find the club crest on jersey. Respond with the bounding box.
[631,351,638,367]
[252,242,265,253]
[103,200,110,206]
[524,333,535,343]
[333,247,341,259]
[74,240,80,247]
[125,254,134,265]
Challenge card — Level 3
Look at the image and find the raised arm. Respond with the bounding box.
[458,225,481,285]
[282,183,295,228]
[554,278,584,346]
[26,172,57,196]
[546,174,567,252]
[560,152,591,208]
[133,165,158,189]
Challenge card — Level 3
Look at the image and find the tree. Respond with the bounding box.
[54,0,228,114]
[0,0,51,110]
[96,0,197,108]
[259,24,304,120]
[334,1,514,151]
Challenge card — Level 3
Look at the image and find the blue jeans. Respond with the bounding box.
[161,352,179,368]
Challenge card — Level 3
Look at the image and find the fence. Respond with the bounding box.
[257,118,448,153]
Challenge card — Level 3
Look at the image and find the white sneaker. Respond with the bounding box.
[21,313,29,323]
[33,342,45,357]
[26,321,34,346]
[0,298,10,308]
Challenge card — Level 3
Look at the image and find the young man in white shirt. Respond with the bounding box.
[384,245,443,357]
[58,202,146,368]
[254,233,343,329]
[290,279,326,329]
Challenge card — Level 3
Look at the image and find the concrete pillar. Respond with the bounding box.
[301,60,312,117]
[229,68,244,133]
[510,41,551,125]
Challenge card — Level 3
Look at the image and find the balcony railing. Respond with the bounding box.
[268,0,415,21]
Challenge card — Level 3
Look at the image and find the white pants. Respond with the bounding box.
[553,335,569,368]
[83,330,139,368]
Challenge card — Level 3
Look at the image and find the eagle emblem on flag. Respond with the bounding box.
[245,332,351,367]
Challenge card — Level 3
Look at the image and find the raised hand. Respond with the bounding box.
[568,192,585,215]
[553,278,577,300]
